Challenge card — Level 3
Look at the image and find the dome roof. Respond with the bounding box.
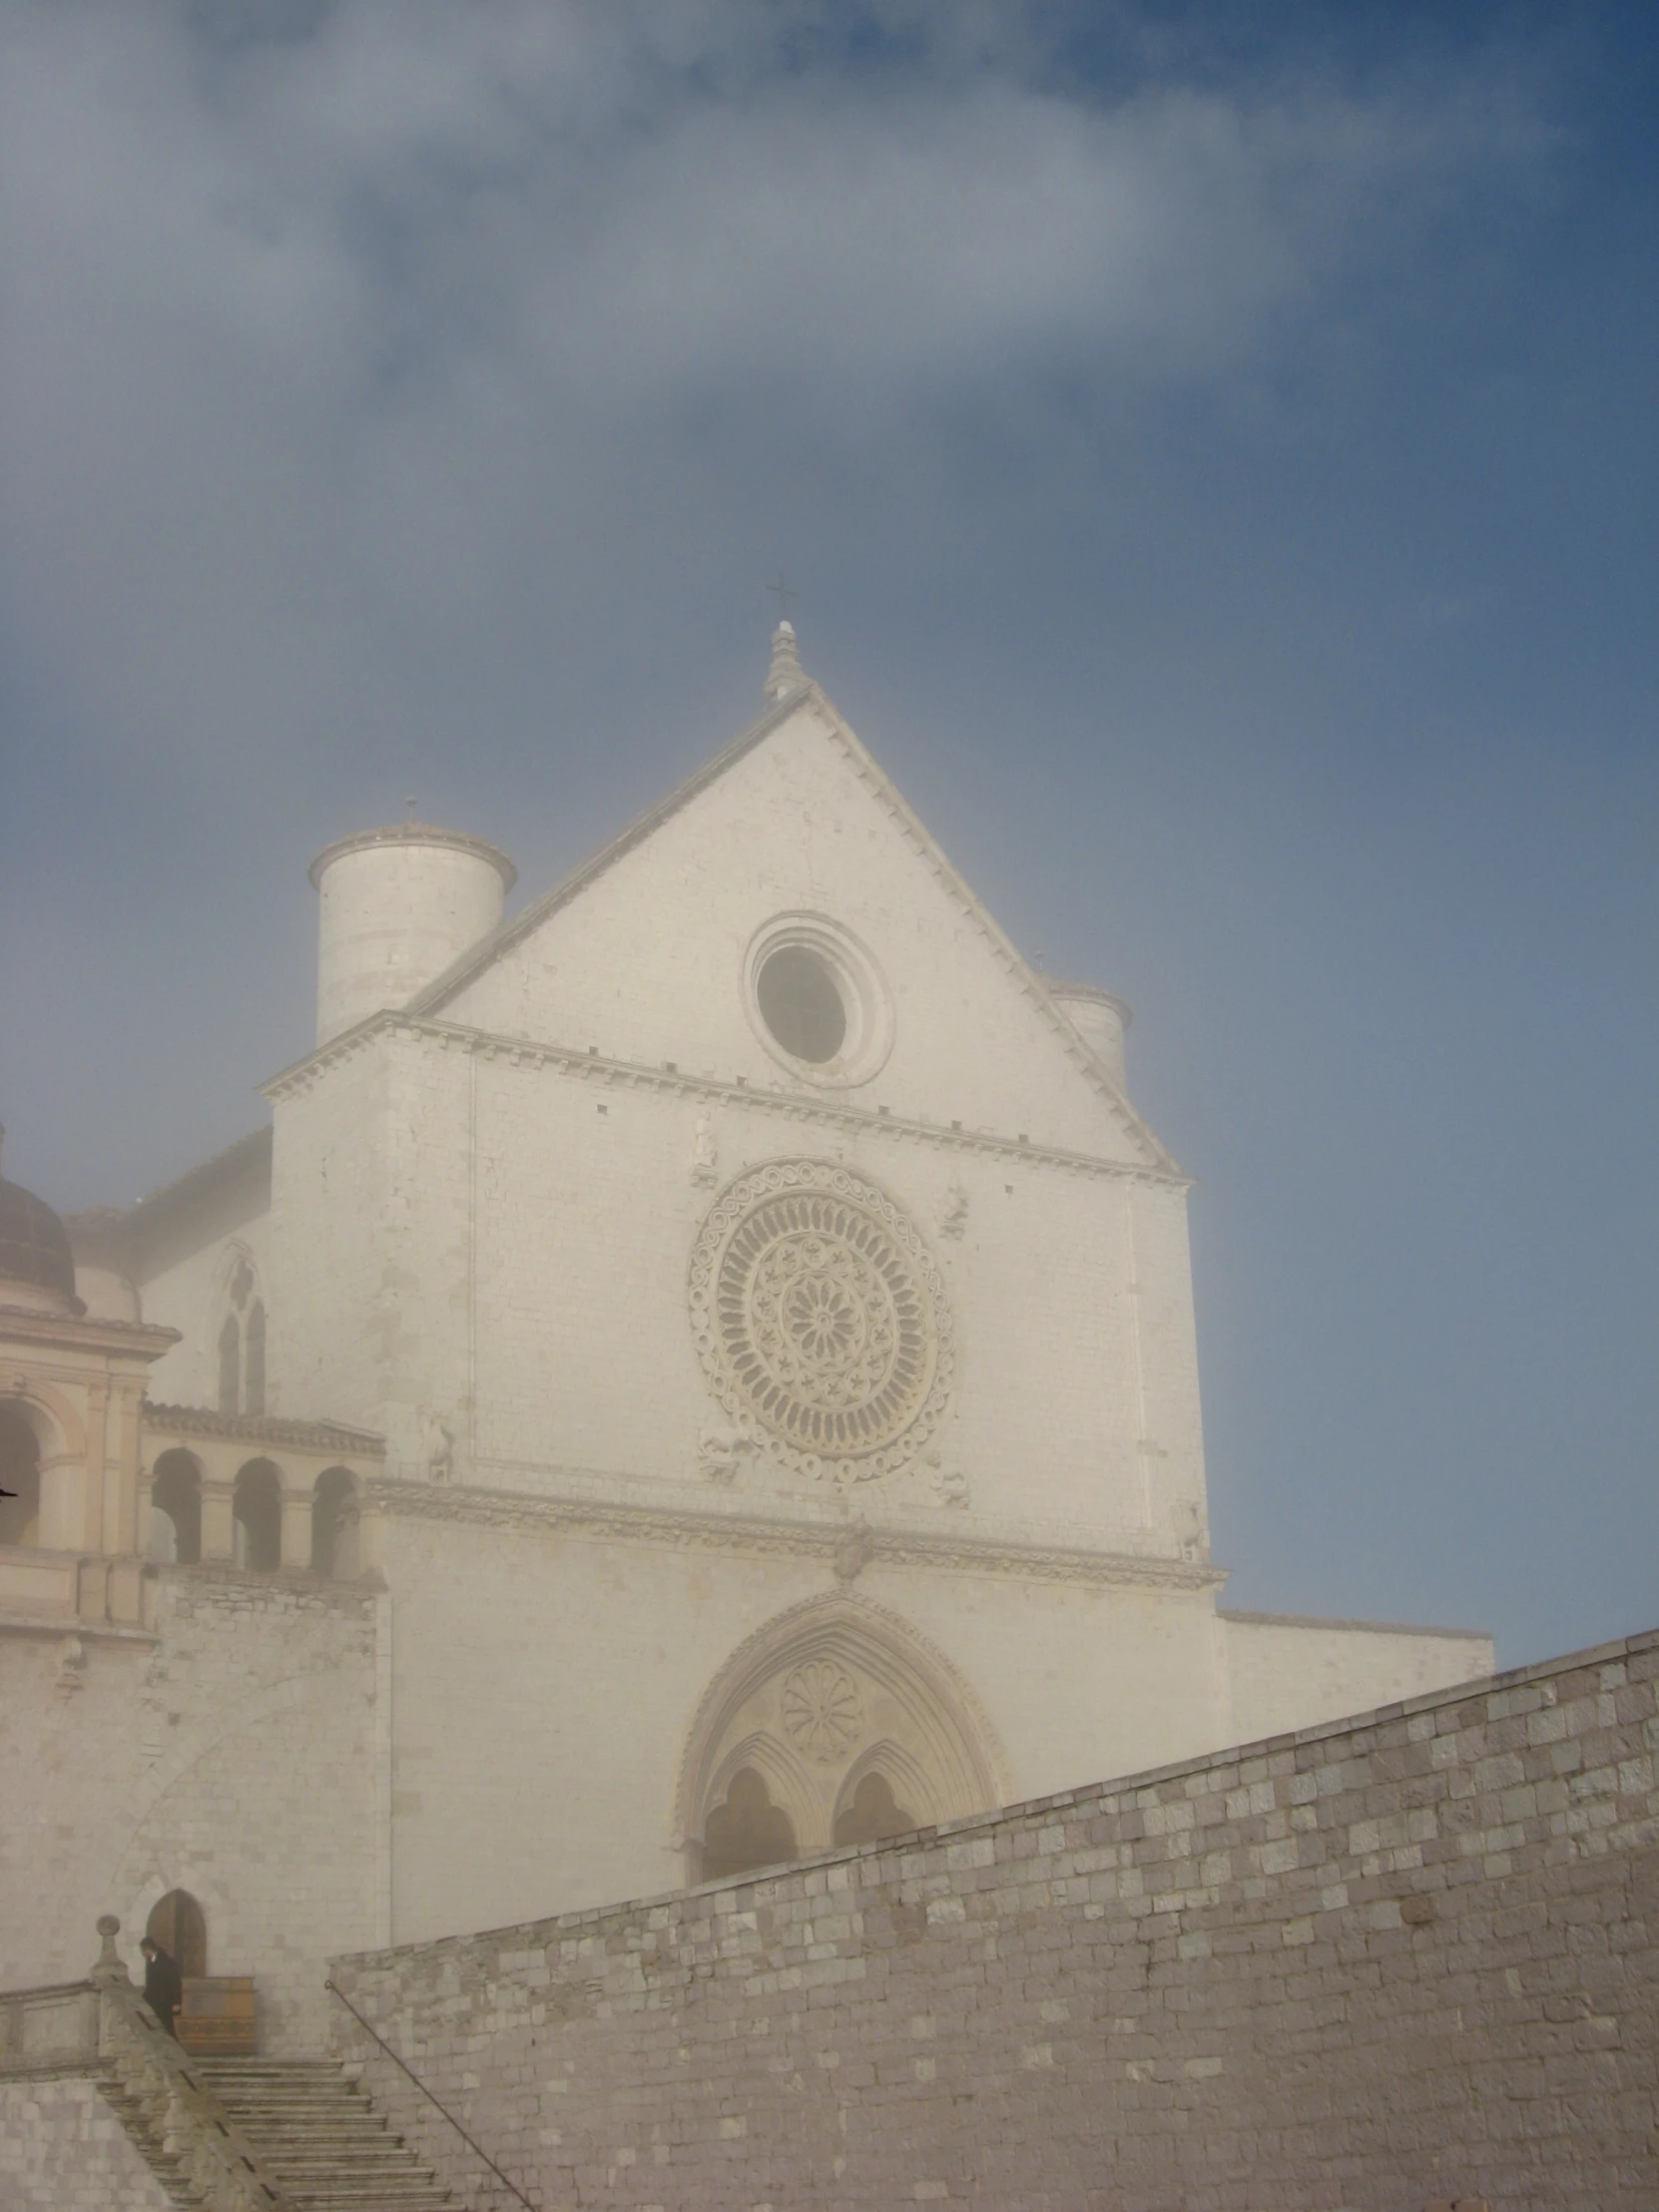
[0,1135,83,1313]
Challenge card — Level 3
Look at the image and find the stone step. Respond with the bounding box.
[215,2107,381,2127]
[182,2056,458,2210]
[248,2152,421,2171]
[259,2195,453,2209]
[226,2112,383,2131]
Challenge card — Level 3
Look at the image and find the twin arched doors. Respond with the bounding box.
[678,1596,1003,1887]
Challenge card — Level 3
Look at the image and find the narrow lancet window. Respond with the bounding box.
[218,1315,241,1414]
[245,1301,266,1416]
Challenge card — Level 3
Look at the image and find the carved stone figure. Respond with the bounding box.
[418,1409,456,1484]
[56,1635,88,1695]
[933,1181,969,1240]
[690,1114,720,1187]
[832,1521,875,1584]
[696,1421,757,1484]
[1173,1498,1205,1562]
[930,1464,970,1510]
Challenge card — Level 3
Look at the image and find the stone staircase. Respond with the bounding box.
[97,2064,223,2209]
[191,2057,457,2210]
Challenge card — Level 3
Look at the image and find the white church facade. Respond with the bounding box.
[0,627,1491,2051]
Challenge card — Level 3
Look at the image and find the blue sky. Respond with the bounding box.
[1,1,1653,1666]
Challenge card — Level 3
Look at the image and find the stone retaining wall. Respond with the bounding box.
[0,2076,173,2212]
[328,1627,1659,2211]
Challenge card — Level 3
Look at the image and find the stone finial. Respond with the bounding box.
[93,1914,126,1982]
[764,620,805,704]
[832,1521,874,1584]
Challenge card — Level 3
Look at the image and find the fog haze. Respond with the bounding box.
[2,1,1654,1668]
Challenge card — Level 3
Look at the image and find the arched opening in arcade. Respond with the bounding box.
[0,1403,42,1548]
[311,1466,360,1579]
[149,1449,203,1566]
[218,1315,241,1414]
[232,1460,281,1571]
[244,1301,266,1417]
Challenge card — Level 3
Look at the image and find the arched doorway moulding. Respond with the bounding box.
[0,1380,82,1459]
[830,1737,935,1831]
[674,1591,1007,1886]
[699,1729,821,1856]
[0,1382,85,1550]
[121,1866,232,1984]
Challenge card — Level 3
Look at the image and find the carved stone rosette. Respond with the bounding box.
[688,1159,954,1484]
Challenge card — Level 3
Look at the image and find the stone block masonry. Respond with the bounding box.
[0,2078,172,2211]
[328,1627,1659,2211]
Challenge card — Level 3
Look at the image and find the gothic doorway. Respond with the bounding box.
[678,1594,1003,1886]
[146,1889,208,1977]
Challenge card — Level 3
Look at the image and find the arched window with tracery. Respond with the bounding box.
[699,1768,798,1885]
[218,1315,241,1414]
[146,1889,207,1978]
[311,1466,360,1579]
[832,1770,917,1849]
[215,1253,265,1415]
[150,1449,203,1566]
[232,1460,281,1571]
[0,1405,42,1547]
[244,1301,266,1417]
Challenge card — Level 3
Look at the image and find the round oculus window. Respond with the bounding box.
[757,945,846,1064]
[742,913,895,1088]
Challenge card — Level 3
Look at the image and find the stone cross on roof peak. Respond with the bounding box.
[764,615,806,704]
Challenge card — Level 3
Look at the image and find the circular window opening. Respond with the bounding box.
[757,945,846,1064]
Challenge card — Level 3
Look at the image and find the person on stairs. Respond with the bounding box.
[139,1936,182,2037]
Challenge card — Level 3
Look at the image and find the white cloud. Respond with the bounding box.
[0,0,1546,784]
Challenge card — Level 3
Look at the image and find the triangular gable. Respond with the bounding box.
[406,678,1177,1173]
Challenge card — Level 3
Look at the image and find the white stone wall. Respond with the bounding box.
[0,1572,380,2053]
[1221,1610,1496,1743]
[0,2078,172,2211]
[376,1505,1230,1946]
[267,1044,387,1428]
[438,701,1150,1164]
[270,1026,1208,1547]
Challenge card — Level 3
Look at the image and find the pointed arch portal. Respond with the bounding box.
[677,1594,1004,1886]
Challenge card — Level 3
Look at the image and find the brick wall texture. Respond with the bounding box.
[329,1626,1659,2211]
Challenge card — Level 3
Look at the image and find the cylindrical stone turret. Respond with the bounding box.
[1049,980,1133,1092]
[308,824,517,1046]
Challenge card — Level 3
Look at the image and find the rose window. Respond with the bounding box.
[689,1160,954,1482]
[780,1662,864,1763]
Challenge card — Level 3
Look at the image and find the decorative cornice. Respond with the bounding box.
[1219,1606,1492,1643]
[145,1402,385,1455]
[262,1012,1191,1189]
[0,1611,158,1646]
[367,1474,1225,1592]
[0,1310,178,1361]
[308,822,516,892]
